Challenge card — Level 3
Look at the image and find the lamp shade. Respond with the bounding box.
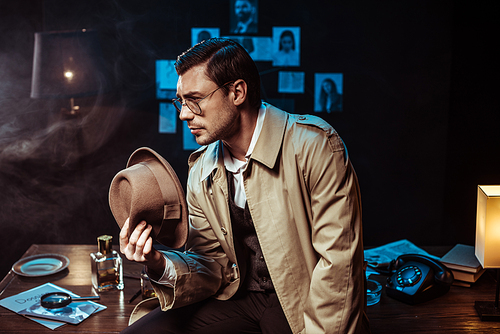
[31,29,107,99]
[475,185,500,268]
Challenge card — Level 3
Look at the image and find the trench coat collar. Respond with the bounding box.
[196,103,288,183]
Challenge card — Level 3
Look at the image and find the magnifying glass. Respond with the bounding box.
[40,292,100,309]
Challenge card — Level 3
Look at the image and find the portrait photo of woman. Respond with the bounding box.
[272,27,300,67]
[314,73,343,112]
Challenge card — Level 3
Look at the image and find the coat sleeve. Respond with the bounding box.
[297,120,368,333]
[152,178,232,311]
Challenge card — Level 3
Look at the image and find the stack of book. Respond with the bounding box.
[440,244,486,287]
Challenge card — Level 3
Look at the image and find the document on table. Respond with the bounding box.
[364,239,440,276]
[0,282,106,330]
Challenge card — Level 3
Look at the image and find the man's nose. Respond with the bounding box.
[178,104,194,121]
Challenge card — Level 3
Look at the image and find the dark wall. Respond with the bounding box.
[0,0,498,278]
[442,2,500,245]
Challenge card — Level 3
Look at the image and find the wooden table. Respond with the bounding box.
[366,247,500,334]
[1,245,500,333]
[0,244,145,333]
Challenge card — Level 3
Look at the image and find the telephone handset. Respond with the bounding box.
[385,254,454,305]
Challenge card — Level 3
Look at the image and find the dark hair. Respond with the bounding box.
[234,0,256,8]
[175,38,261,110]
[279,30,295,51]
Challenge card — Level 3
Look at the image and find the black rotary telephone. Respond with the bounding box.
[385,254,454,305]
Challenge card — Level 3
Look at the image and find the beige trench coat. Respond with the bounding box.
[152,104,370,333]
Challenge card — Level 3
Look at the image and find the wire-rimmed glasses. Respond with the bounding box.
[172,81,234,115]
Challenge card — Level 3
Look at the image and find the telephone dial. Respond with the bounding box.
[385,254,454,305]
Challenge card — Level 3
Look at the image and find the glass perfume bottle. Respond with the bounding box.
[90,235,124,292]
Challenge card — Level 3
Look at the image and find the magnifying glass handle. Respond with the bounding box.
[72,296,101,301]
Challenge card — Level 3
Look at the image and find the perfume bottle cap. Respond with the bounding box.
[98,235,113,255]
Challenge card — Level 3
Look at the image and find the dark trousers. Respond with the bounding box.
[120,291,293,334]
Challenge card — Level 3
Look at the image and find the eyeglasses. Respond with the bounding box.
[172,81,234,115]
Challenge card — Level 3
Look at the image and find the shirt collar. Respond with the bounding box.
[236,18,254,34]
[194,102,287,183]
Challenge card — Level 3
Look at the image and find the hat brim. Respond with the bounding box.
[109,147,188,249]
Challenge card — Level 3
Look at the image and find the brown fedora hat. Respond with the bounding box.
[109,147,188,249]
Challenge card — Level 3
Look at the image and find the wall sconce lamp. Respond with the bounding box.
[30,29,107,115]
[475,185,500,321]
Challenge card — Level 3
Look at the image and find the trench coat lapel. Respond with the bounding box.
[250,104,288,169]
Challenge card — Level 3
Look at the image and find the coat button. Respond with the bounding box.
[262,277,268,282]
[259,255,264,261]
[221,227,227,235]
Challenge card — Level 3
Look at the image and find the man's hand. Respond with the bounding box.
[119,218,166,275]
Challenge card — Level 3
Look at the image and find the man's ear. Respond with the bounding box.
[232,79,247,107]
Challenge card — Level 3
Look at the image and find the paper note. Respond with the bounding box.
[0,282,106,330]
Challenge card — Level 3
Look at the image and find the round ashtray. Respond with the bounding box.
[366,279,382,306]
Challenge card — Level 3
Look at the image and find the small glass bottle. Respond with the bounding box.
[90,235,124,291]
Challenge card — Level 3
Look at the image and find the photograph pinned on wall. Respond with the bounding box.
[156,60,178,99]
[314,73,343,113]
[230,0,258,34]
[183,122,202,151]
[272,27,300,67]
[159,102,177,134]
[192,28,220,46]
[278,71,305,94]
[222,36,272,61]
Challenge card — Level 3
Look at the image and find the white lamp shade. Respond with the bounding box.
[476,185,500,268]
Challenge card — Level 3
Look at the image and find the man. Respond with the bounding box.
[231,0,258,34]
[120,38,370,333]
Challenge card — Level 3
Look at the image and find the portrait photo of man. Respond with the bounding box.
[230,0,258,34]
[191,28,220,46]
